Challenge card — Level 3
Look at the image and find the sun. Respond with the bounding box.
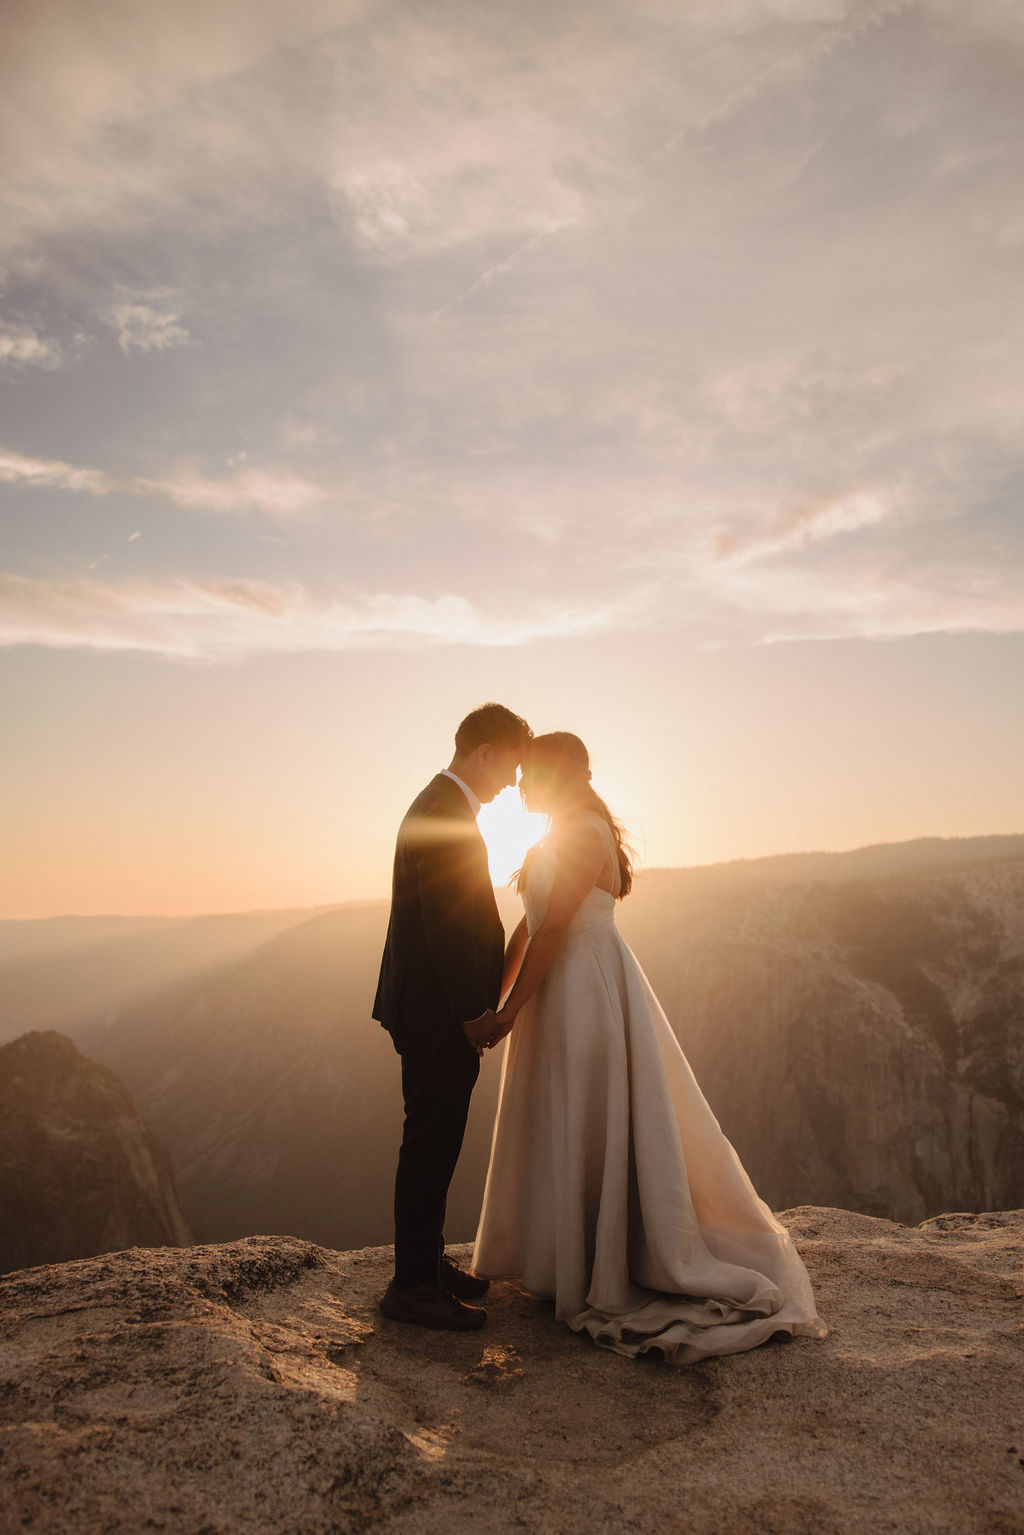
[478,786,547,886]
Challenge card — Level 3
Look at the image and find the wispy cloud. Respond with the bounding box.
[0,321,66,371]
[0,447,108,495]
[106,289,189,353]
[758,577,1024,646]
[0,446,327,518]
[714,489,896,565]
[141,466,327,518]
[331,134,586,265]
[699,539,1024,645]
[0,573,619,660]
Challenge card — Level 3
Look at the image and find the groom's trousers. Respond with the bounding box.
[393,1029,481,1289]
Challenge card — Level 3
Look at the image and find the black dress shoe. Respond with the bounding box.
[440,1252,490,1300]
[378,1280,486,1332]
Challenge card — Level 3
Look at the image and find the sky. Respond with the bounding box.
[1,0,1022,918]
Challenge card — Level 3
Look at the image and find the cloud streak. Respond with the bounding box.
[0,573,620,660]
[107,289,190,354]
[0,446,327,519]
[0,447,108,495]
[727,570,1024,646]
[0,321,66,371]
[714,489,896,565]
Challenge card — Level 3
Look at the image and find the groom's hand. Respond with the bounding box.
[462,1009,498,1052]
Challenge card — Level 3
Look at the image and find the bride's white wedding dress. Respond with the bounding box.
[473,814,827,1364]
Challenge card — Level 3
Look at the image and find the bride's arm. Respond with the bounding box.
[500,916,530,1001]
[490,822,606,1037]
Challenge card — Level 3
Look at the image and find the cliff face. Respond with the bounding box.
[1,1210,1022,1534]
[0,1030,192,1274]
[620,858,1024,1222]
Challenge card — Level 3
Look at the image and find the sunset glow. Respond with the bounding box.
[478,790,548,889]
[1,1,1022,918]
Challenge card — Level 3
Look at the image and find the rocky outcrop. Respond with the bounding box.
[1,1209,1022,1533]
[621,857,1024,1222]
[0,1031,192,1274]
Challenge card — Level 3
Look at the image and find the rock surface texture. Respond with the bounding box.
[1,1208,1022,1534]
[0,1031,192,1274]
[621,856,1024,1222]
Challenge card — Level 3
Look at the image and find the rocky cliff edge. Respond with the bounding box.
[1,1208,1022,1534]
[0,1030,192,1273]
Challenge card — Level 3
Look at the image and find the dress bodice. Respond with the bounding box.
[523,814,619,937]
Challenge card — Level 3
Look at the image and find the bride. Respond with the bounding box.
[472,732,827,1364]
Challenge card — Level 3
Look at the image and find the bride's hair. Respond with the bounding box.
[516,731,634,899]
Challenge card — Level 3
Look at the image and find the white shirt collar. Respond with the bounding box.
[440,768,481,817]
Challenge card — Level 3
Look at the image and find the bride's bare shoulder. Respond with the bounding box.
[566,810,614,841]
[561,809,606,837]
[555,812,613,867]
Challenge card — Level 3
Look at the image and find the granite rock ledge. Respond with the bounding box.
[1,1207,1022,1534]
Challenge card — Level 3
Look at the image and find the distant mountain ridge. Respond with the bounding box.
[4,834,1021,967]
[0,904,351,1043]
[2,834,1022,1249]
[645,832,1024,885]
[3,836,1021,1037]
[0,914,182,967]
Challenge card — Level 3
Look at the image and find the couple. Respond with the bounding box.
[372,703,826,1364]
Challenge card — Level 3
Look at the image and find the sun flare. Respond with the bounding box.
[478,787,547,886]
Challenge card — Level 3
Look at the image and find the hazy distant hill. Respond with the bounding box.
[7,834,1024,1249]
[644,832,1024,889]
[5,837,1019,1041]
[76,904,487,1250]
[0,915,181,967]
[0,906,343,1045]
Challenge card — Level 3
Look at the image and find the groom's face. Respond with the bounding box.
[477,744,521,803]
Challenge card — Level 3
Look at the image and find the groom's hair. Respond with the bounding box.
[455,703,532,758]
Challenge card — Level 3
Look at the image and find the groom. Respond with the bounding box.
[373,702,532,1331]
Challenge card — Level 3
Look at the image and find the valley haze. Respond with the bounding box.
[2,833,1022,1265]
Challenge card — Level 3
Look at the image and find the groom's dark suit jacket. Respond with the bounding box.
[373,774,505,1051]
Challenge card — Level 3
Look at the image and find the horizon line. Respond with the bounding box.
[4,831,1023,925]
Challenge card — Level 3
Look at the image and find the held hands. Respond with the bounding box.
[462,1007,516,1054]
[487,1006,516,1049]
[461,1010,495,1052]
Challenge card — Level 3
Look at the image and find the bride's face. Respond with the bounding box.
[519,761,558,815]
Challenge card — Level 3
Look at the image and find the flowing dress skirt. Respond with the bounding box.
[473,891,826,1364]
